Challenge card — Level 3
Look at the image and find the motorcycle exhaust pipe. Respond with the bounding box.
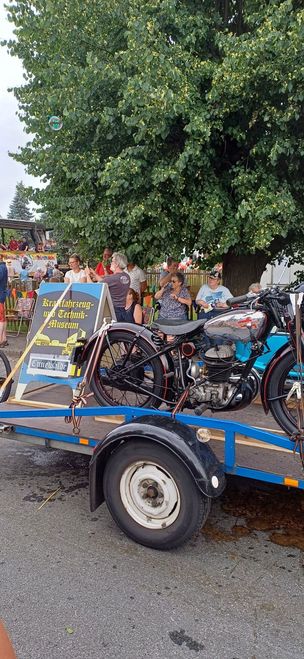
[181,342,196,357]
[194,403,208,416]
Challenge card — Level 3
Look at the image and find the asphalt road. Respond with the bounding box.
[0,436,303,659]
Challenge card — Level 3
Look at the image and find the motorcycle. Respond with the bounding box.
[75,286,304,437]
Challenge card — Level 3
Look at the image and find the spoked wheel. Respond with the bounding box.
[267,349,304,436]
[0,350,12,403]
[103,440,211,550]
[89,330,164,408]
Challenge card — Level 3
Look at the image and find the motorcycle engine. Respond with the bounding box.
[203,345,235,382]
[189,344,237,409]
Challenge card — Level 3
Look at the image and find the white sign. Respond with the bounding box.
[27,353,71,378]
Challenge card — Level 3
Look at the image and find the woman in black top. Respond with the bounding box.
[120,289,143,324]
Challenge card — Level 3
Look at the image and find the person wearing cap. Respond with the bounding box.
[196,269,232,320]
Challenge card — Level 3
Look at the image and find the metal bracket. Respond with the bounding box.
[286,381,302,401]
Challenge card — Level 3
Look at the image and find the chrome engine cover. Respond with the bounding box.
[190,380,235,406]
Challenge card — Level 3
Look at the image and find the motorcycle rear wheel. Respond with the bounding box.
[267,350,303,436]
[90,330,164,408]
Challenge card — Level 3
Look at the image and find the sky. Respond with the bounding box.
[0,2,39,218]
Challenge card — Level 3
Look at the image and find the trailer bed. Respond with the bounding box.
[0,402,303,487]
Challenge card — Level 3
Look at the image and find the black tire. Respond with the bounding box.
[0,350,12,403]
[267,349,302,436]
[103,440,211,550]
[90,330,164,408]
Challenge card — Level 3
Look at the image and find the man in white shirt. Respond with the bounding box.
[196,269,232,320]
[125,257,147,301]
[64,254,86,284]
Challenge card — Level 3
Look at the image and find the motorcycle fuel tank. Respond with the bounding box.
[205,309,268,343]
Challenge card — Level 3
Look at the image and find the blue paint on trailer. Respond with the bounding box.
[0,404,302,489]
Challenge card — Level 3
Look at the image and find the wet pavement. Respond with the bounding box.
[0,438,303,659]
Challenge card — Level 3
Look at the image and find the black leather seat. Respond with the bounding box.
[152,318,206,336]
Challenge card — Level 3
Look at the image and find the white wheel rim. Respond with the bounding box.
[120,461,181,529]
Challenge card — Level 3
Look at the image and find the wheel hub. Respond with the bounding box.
[120,462,181,529]
[145,484,159,499]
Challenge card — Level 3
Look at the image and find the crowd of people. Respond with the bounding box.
[63,248,147,322]
[1,236,30,251]
[1,235,56,253]
[5,259,64,286]
[0,244,263,347]
[61,249,262,326]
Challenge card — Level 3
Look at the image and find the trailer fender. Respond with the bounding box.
[89,414,226,512]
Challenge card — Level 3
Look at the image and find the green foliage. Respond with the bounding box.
[7,180,33,222]
[3,0,304,270]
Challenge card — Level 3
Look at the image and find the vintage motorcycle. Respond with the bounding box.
[76,286,304,437]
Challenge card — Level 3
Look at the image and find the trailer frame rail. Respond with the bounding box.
[0,405,303,489]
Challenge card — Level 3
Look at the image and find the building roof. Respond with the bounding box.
[0,219,48,230]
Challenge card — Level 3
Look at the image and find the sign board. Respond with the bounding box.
[14,282,115,402]
[0,250,57,274]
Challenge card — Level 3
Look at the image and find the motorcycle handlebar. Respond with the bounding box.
[226,287,291,309]
[226,294,251,307]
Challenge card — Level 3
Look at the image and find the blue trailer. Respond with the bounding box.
[0,403,303,550]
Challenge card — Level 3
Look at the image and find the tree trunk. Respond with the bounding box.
[222,249,269,296]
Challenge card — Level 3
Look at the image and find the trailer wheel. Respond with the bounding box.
[103,440,211,550]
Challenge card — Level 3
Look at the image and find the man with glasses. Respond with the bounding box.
[64,254,86,284]
[86,252,130,320]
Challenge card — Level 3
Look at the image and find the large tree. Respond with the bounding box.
[4,0,304,292]
[7,180,33,222]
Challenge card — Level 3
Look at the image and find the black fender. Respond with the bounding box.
[89,414,226,512]
[261,341,294,413]
[78,322,174,401]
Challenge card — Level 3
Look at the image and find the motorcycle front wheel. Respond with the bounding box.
[267,349,304,436]
[89,330,164,408]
